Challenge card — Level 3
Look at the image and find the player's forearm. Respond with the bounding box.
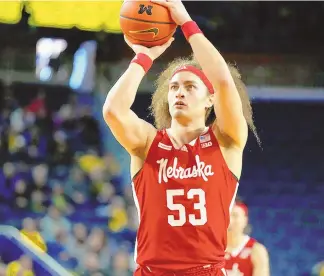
[189,34,247,146]
[188,34,231,88]
[103,63,145,117]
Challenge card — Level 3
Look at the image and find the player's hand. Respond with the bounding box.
[124,36,174,61]
[151,0,192,26]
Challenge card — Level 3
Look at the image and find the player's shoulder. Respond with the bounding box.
[251,241,269,259]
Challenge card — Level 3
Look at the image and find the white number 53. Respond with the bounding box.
[166,188,207,227]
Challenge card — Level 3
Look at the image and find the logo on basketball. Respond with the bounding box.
[157,155,214,184]
[138,4,153,15]
[129,27,159,38]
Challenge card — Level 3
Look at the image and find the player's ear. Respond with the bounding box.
[206,93,214,109]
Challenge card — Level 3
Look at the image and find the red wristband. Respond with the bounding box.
[130,53,153,73]
[181,21,203,41]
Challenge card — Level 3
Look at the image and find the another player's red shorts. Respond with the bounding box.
[134,264,227,276]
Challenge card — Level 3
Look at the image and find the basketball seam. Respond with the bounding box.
[126,30,175,43]
[120,15,176,25]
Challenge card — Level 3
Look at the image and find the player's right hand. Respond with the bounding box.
[124,36,174,61]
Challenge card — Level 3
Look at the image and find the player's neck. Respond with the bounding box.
[169,119,207,146]
[227,232,247,248]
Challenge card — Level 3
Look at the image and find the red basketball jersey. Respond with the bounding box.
[132,127,239,271]
[224,236,256,276]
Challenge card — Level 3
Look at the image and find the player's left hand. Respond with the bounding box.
[151,0,192,26]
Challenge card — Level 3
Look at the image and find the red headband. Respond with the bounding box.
[171,65,214,94]
[235,202,248,216]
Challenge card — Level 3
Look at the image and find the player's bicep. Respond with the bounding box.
[251,243,270,276]
[103,108,156,155]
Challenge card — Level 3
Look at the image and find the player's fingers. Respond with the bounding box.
[124,35,133,48]
[160,37,175,51]
[166,37,175,46]
[150,0,172,8]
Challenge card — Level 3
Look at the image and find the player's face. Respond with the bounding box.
[168,71,213,122]
[228,205,248,234]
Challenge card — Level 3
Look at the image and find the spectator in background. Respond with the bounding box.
[77,105,101,150]
[20,217,47,253]
[29,190,47,213]
[96,182,115,207]
[65,223,88,263]
[47,229,78,270]
[6,255,34,276]
[108,196,128,233]
[25,126,47,162]
[108,250,132,276]
[48,130,73,166]
[51,182,73,214]
[312,261,324,276]
[87,228,111,271]
[79,252,107,276]
[25,91,45,115]
[0,257,6,276]
[29,164,50,195]
[65,167,90,205]
[28,164,50,212]
[0,162,20,204]
[39,205,71,242]
[13,179,29,209]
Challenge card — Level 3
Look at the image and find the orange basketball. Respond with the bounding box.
[120,0,177,47]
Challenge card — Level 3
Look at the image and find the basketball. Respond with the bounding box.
[120,0,177,47]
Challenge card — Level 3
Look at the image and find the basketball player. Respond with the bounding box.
[103,0,259,275]
[225,201,270,276]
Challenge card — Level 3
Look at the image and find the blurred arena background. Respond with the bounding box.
[0,1,323,276]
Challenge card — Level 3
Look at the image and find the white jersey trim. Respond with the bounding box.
[229,182,239,214]
[230,235,250,257]
[131,182,141,264]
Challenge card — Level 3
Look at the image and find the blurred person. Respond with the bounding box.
[95,183,116,217]
[39,205,71,242]
[48,131,73,166]
[46,229,78,270]
[25,91,45,115]
[312,261,324,276]
[97,182,115,205]
[0,162,16,201]
[108,250,132,276]
[0,123,9,165]
[13,179,29,209]
[0,257,6,276]
[77,149,105,176]
[51,182,74,214]
[29,190,46,213]
[9,107,25,133]
[29,164,50,194]
[225,201,270,276]
[6,255,34,276]
[87,228,112,271]
[65,223,88,263]
[8,129,29,161]
[77,105,101,149]
[65,166,90,204]
[102,153,121,176]
[117,206,138,247]
[103,1,258,275]
[79,252,107,276]
[108,196,128,233]
[25,126,47,161]
[20,217,47,253]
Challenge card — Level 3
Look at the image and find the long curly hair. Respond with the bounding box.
[149,56,260,144]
